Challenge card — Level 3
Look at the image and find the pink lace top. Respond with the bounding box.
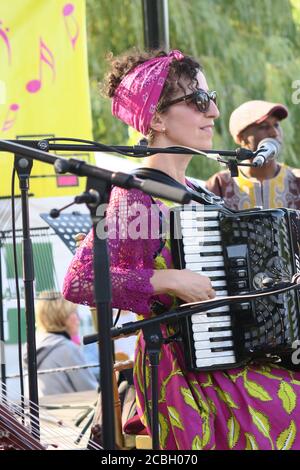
[62,187,174,315]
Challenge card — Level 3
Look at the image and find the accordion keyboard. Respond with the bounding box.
[180,209,236,368]
[171,205,300,371]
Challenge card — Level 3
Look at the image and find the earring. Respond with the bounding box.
[162,127,166,133]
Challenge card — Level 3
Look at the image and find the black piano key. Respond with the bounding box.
[211,346,235,353]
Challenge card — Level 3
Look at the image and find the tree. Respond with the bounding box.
[86,0,300,179]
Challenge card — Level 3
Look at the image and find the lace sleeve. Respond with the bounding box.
[62,230,95,307]
[63,187,161,314]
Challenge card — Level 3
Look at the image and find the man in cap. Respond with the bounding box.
[206,100,300,210]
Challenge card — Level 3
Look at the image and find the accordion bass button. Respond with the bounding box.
[237,270,247,278]
[229,258,246,268]
[230,280,248,290]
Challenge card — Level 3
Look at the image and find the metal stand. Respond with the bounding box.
[44,184,116,449]
[84,176,116,450]
[142,323,164,450]
[0,236,6,393]
[227,160,239,177]
[142,0,169,50]
[14,155,39,436]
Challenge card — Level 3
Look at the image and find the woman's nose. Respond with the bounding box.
[207,100,220,119]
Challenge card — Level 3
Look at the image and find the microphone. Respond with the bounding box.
[252,138,281,167]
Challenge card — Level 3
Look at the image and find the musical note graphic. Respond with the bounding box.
[26,38,56,93]
[0,20,12,64]
[62,3,80,50]
[1,103,19,132]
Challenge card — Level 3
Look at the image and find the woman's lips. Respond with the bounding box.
[200,125,214,135]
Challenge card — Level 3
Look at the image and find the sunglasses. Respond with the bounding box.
[162,89,217,113]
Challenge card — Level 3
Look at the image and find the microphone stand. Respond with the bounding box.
[3,138,257,181]
[83,175,116,449]
[7,139,256,180]
[0,138,192,450]
[0,235,6,395]
[14,155,40,437]
[5,138,255,160]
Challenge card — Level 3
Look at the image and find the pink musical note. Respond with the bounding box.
[0,20,12,64]
[1,103,19,132]
[62,3,80,50]
[26,38,56,93]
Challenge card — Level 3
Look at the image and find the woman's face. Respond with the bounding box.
[158,71,220,150]
[65,311,80,337]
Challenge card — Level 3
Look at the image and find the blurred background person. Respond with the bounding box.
[24,291,98,396]
[206,100,300,210]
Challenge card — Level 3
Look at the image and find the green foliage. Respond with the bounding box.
[86,0,143,145]
[86,0,300,180]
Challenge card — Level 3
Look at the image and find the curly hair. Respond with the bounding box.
[101,49,202,142]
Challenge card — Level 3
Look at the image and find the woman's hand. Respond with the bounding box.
[150,269,216,303]
[170,269,216,303]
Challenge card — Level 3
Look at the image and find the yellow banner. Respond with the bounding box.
[0,0,93,198]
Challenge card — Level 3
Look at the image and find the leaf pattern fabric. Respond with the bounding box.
[278,382,297,415]
[135,325,300,450]
[276,421,297,450]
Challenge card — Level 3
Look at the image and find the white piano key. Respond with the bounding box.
[183,239,221,252]
[185,255,224,266]
[180,219,205,228]
[195,349,235,359]
[182,219,219,228]
[206,306,230,313]
[191,312,231,324]
[193,330,232,341]
[182,231,221,243]
[188,246,224,253]
[192,321,232,332]
[181,219,220,229]
[194,270,226,278]
[193,340,234,350]
[182,223,220,232]
[185,262,225,271]
[180,213,218,221]
[214,290,228,296]
[195,357,236,367]
[211,280,227,288]
[180,210,219,219]
[191,313,231,323]
[182,227,220,238]
[185,249,223,262]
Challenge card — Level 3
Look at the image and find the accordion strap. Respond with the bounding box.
[131,167,223,205]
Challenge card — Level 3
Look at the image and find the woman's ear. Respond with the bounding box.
[150,112,166,133]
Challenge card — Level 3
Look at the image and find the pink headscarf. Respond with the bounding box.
[112,50,185,136]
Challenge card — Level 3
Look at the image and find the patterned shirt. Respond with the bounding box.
[205,163,300,210]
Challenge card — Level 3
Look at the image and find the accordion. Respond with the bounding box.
[171,205,300,371]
